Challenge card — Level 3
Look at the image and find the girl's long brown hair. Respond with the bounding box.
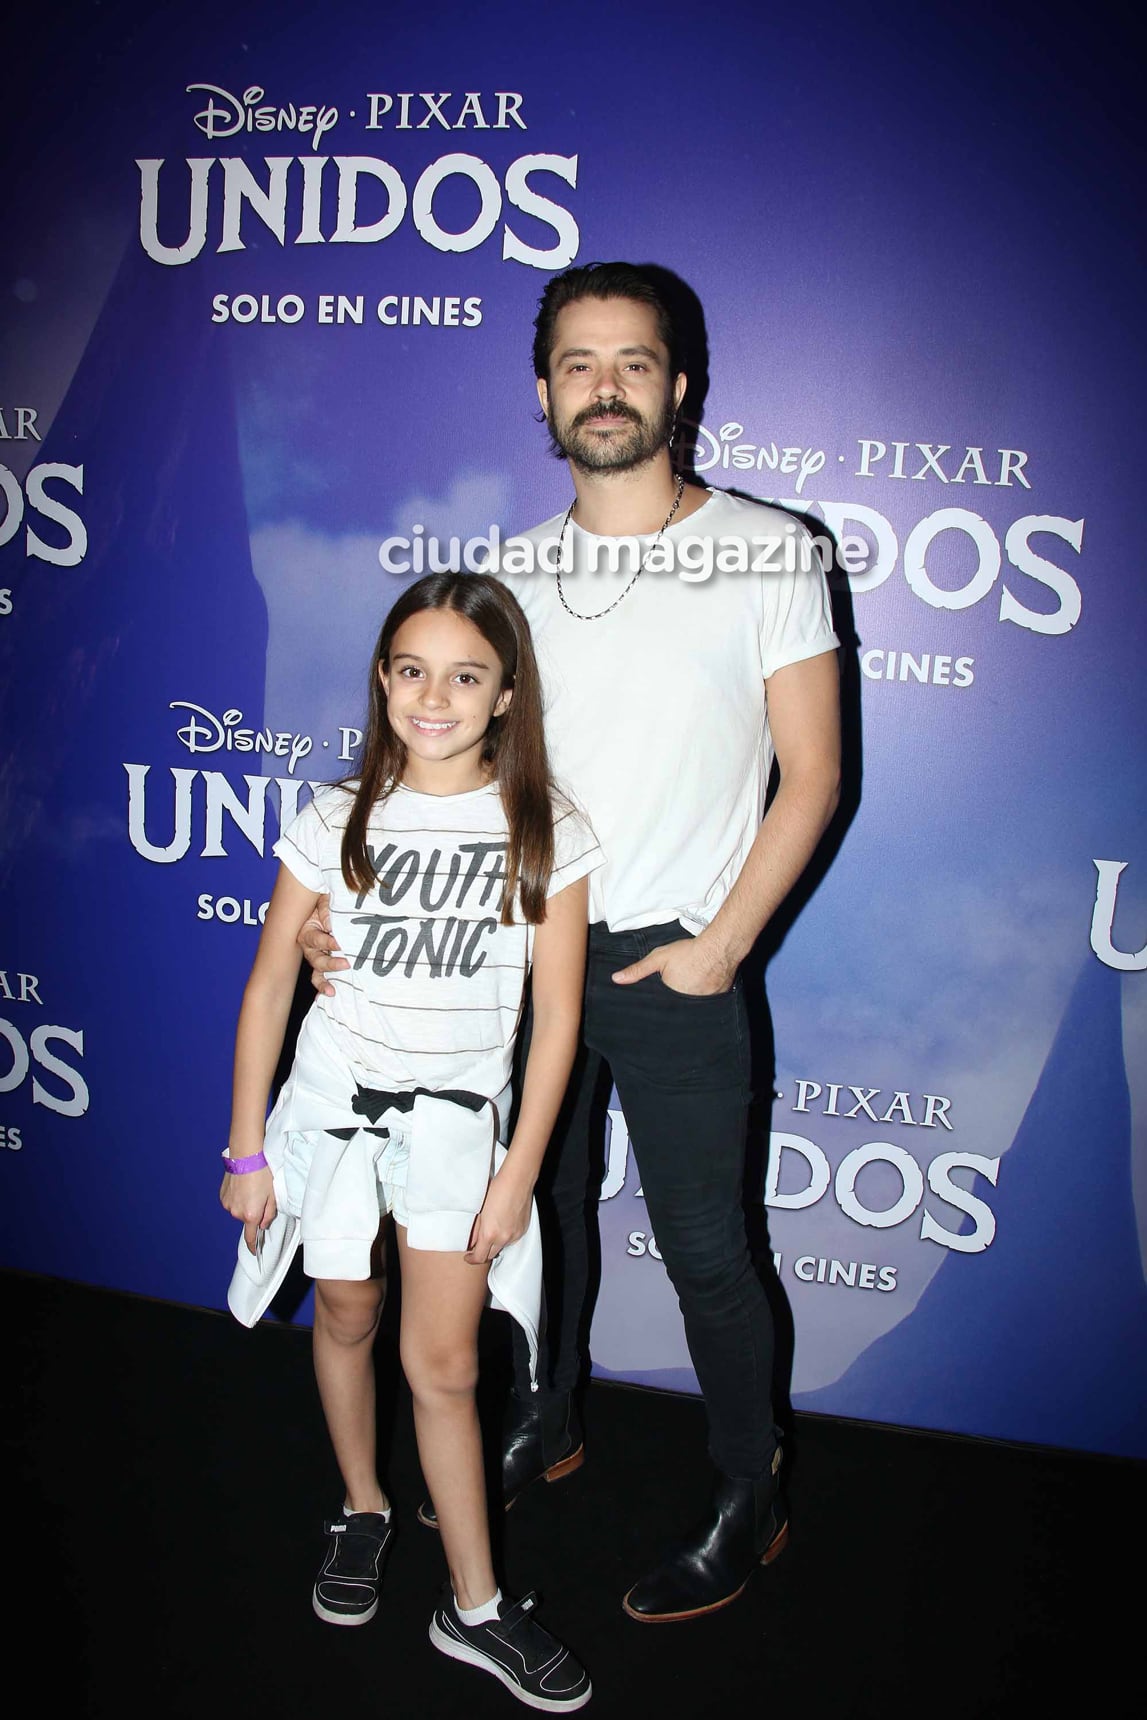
[341,572,555,925]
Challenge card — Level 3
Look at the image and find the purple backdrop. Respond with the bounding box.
[2,0,1144,1456]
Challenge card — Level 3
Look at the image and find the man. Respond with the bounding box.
[305,263,840,1622]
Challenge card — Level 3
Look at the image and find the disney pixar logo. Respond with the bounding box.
[189,84,339,149]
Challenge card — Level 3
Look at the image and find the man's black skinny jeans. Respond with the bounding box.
[512,918,778,1480]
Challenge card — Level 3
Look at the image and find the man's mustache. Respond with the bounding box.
[571,400,641,428]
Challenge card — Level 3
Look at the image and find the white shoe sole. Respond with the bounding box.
[312,1589,378,1626]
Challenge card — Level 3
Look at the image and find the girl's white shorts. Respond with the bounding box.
[278,1120,415,1237]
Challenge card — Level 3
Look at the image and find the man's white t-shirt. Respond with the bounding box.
[273,780,602,1109]
[501,488,838,933]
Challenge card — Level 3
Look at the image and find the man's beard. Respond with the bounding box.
[547,392,675,474]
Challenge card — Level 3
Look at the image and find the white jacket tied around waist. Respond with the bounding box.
[227,1085,542,1389]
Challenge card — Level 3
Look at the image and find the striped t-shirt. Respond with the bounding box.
[273,780,601,1108]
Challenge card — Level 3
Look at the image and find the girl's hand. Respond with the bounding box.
[219,1165,277,1256]
[465,1164,534,1266]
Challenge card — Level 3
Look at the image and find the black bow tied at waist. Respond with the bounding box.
[326,1084,491,1139]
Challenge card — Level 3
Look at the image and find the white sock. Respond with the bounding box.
[456,1587,502,1625]
[344,1501,391,1521]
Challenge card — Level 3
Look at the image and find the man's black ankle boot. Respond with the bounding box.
[417,1390,584,1529]
[621,1453,787,1622]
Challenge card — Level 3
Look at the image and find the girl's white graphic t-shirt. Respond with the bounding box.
[273,780,601,1113]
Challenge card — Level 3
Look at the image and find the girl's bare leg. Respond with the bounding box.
[313,1233,389,1513]
[396,1225,496,1609]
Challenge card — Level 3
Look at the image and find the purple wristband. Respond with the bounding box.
[221,1149,269,1175]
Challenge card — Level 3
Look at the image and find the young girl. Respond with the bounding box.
[220,572,599,1711]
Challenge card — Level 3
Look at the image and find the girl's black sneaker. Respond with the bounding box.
[429,1589,591,1711]
[312,1510,393,1626]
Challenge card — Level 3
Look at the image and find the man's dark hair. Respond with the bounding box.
[532,261,682,381]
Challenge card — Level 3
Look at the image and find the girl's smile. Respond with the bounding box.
[381,607,512,795]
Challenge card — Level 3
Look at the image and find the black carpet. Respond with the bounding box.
[4,1269,1140,1718]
